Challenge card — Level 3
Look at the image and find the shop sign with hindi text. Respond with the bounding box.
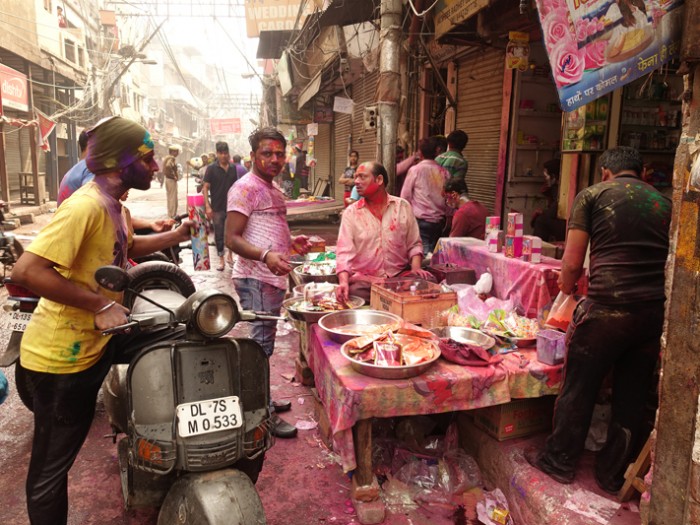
[433,0,490,39]
[536,0,684,111]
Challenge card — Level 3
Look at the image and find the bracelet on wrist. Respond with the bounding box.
[95,300,117,315]
[260,249,271,263]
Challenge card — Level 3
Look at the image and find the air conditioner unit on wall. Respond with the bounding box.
[364,106,377,131]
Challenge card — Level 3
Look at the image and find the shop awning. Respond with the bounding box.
[256,30,294,59]
[298,70,322,110]
[317,0,378,27]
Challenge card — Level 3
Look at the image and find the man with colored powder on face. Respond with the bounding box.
[526,147,671,494]
[400,136,451,255]
[11,116,193,525]
[335,161,434,304]
[225,127,311,439]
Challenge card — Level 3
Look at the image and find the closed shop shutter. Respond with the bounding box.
[333,111,352,202]
[3,126,32,199]
[455,48,505,214]
[350,70,379,168]
[313,123,331,196]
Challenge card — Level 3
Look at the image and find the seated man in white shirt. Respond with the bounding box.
[336,162,434,303]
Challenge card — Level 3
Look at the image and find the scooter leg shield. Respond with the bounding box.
[157,469,266,525]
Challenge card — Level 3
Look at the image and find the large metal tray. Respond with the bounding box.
[340,334,441,379]
[283,296,364,324]
[318,309,403,344]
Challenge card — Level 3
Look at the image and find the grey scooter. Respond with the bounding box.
[97,263,283,524]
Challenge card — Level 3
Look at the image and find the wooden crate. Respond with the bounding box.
[370,279,456,328]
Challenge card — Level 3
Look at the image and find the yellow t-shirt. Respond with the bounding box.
[20,182,133,373]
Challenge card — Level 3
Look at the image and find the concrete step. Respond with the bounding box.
[457,414,643,525]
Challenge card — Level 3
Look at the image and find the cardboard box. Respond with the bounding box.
[506,213,523,236]
[487,230,504,253]
[485,216,501,235]
[522,235,542,263]
[472,396,556,441]
[504,235,523,258]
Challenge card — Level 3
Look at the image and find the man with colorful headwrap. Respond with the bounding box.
[11,116,193,525]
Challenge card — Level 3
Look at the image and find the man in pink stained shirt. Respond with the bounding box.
[225,127,311,439]
[400,136,450,255]
[335,162,434,303]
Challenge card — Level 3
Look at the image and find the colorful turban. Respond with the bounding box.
[85,116,154,175]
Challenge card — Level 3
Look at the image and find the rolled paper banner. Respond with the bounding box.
[187,193,210,271]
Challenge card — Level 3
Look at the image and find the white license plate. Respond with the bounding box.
[176,396,242,437]
[2,311,32,333]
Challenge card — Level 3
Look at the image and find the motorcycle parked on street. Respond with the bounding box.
[2,261,280,524]
[0,200,24,280]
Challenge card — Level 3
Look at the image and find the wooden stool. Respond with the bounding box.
[618,435,653,501]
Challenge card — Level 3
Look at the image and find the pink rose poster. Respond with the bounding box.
[536,0,684,111]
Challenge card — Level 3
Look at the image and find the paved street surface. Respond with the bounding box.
[0,179,456,525]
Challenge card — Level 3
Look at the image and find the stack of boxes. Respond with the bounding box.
[484,214,543,263]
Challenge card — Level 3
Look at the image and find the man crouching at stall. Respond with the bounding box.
[525,146,670,493]
[335,161,434,304]
[11,116,192,525]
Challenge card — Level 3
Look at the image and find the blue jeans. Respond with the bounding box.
[233,278,285,357]
[212,210,227,257]
[417,218,445,255]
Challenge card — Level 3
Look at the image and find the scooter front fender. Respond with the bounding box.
[157,469,266,525]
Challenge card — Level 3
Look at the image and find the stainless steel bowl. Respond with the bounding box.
[283,296,365,324]
[293,264,339,284]
[293,282,338,298]
[318,309,403,344]
[429,326,496,350]
[339,334,441,379]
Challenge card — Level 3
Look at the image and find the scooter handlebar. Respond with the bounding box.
[101,320,140,336]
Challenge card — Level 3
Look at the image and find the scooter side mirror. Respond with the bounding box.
[95,265,130,292]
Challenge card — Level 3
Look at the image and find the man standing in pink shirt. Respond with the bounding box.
[225,127,311,439]
[336,162,433,303]
[400,137,450,255]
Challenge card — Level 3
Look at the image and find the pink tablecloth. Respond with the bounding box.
[308,325,562,473]
[433,239,579,318]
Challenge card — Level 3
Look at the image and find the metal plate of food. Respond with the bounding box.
[293,263,339,284]
[340,334,441,380]
[283,296,364,324]
[318,309,403,344]
[429,326,495,350]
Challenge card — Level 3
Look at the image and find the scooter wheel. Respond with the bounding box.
[124,261,196,309]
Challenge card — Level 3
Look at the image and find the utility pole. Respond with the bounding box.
[377,0,402,191]
[649,0,700,522]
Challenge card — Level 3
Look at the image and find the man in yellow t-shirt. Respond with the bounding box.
[11,116,192,525]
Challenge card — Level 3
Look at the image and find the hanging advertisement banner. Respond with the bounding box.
[209,118,241,135]
[36,109,57,152]
[244,0,313,38]
[536,0,684,111]
[0,63,29,113]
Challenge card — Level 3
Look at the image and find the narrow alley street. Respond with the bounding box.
[0,178,459,525]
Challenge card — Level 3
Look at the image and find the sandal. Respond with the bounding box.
[216,263,225,271]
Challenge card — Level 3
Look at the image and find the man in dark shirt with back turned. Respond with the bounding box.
[203,141,239,271]
[526,147,671,493]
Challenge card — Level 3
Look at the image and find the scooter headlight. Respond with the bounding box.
[193,293,237,338]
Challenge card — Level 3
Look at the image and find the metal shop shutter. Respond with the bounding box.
[455,48,505,214]
[333,111,352,202]
[313,123,331,194]
[350,70,379,167]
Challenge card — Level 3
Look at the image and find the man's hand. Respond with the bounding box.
[264,251,293,276]
[409,268,434,281]
[336,282,350,303]
[151,218,174,233]
[94,302,130,331]
[174,220,194,243]
[291,235,311,255]
[205,205,213,221]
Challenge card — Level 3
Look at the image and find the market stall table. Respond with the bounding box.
[433,238,586,318]
[307,324,562,512]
